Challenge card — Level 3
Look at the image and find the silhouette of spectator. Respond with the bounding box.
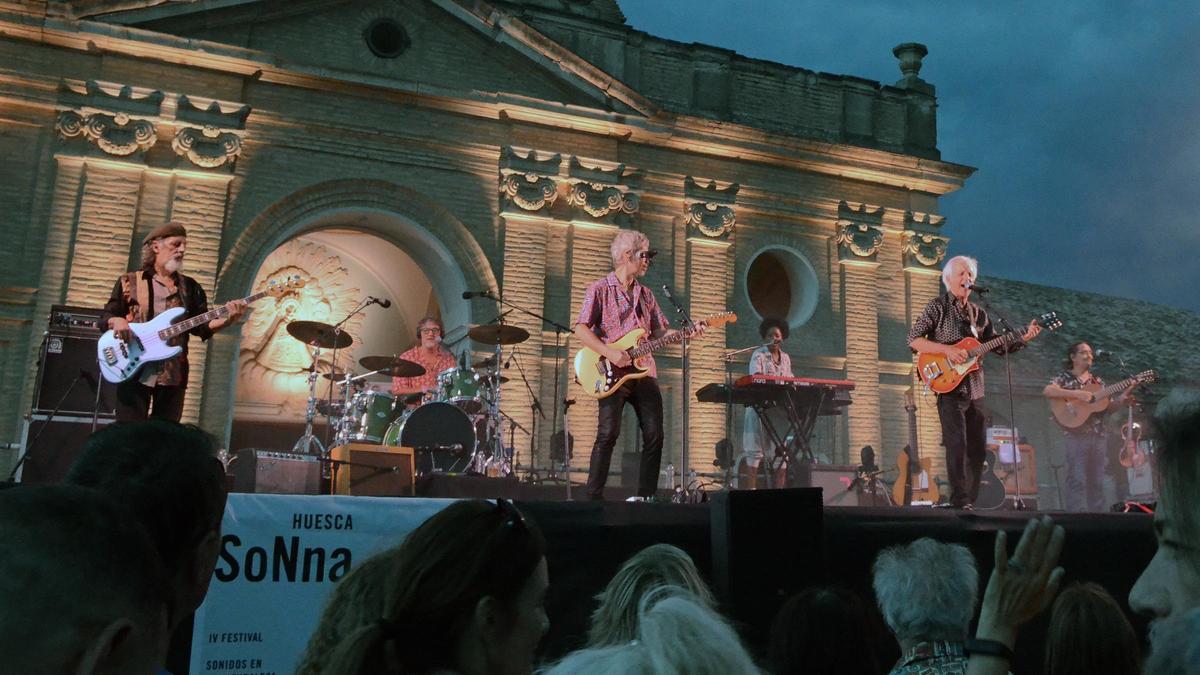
[0,484,170,674]
[769,585,880,675]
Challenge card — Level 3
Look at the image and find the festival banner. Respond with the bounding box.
[190,493,452,675]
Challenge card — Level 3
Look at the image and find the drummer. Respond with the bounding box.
[391,316,456,406]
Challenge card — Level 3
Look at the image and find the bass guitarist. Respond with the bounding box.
[1042,341,1131,512]
[101,222,245,421]
[573,230,703,501]
[906,255,1041,509]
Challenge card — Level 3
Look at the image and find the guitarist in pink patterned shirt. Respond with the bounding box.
[573,230,703,500]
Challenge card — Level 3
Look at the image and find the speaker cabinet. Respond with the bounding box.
[34,306,117,416]
[330,444,414,497]
[228,449,323,495]
[797,463,881,506]
[16,414,115,484]
[710,488,824,653]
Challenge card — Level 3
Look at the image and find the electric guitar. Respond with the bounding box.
[97,275,304,383]
[573,312,736,399]
[892,386,939,506]
[1049,369,1156,429]
[917,311,1061,394]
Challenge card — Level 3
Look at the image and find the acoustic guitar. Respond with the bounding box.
[917,311,1061,394]
[1049,369,1156,429]
[573,312,736,399]
[975,449,1008,510]
[892,387,940,506]
[97,275,304,383]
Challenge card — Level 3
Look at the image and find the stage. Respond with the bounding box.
[185,487,1157,674]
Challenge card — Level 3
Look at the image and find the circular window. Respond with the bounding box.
[364,18,410,59]
[743,246,819,329]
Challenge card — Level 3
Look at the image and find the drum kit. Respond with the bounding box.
[284,318,532,479]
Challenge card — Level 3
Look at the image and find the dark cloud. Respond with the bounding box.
[621,1,1200,313]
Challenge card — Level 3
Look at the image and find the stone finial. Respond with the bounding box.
[893,43,934,94]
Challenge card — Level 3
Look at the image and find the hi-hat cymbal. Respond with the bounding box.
[478,373,510,385]
[320,369,356,382]
[468,324,530,346]
[358,355,426,378]
[287,321,353,350]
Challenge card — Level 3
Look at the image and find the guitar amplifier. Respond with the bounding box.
[15,414,117,483]
[228,449,324,495]
[33,306,117,416]
[331,444,414,497]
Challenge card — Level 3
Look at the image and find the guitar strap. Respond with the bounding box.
[119,271,150,323]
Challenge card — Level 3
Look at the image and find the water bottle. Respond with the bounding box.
[665,463,676,489]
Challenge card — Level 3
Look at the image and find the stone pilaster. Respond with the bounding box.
[498,213,549,470]
[682,177,738,472]
[903,209,950,477]
[834,201,885,463]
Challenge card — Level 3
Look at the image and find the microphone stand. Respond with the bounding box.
[973,290,1028,510]
[722,342,764,489]
[472,291,571,486]
[662,285,694,492]
[321,298,372,451]
[506,348,545,481]
[9,368,85,481]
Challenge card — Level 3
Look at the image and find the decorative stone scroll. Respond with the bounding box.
[56,110,157,156]
[833,201,885,264]
[683,176,739,239]
[499,146,562,213]
[564,157,640,220]
[171,126,243,168]
[902,231,949,270]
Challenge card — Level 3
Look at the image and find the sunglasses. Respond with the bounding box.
[633,249,659,261]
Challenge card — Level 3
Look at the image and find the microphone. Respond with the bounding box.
[1094,349,1113,359]
[368,296,392,308]
[504,353,515,369]
[462,290,494,299]
[967,283,990,294]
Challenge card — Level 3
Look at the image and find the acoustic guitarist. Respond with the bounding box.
[1042,341,1131,512]
[906,255,1041,509]
[573,230,704,501]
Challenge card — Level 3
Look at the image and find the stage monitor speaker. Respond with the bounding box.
[16,414,116,484]
[710,488,824,654]
[34,307,117,415]
[228,449,323,495]
[796,463,880,506]
[331,444,414,497]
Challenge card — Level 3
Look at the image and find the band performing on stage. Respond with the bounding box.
[86,224,1160,510]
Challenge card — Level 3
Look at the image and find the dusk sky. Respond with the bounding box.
[620,1,1200,314]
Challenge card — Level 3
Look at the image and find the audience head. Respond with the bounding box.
[1130,397,1200,624]
[1143,606,1200,675]
[1044,582,1141,675]
[587,543,715,648]
[66,420,227,628]
[872,537,978,648]
[769,586,880,675]
[544,586,761,675]
[320,498,548,675]
[0,485,170,674]
[297,546,402,674]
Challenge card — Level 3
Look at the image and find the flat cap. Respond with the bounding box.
[142,221,187,245]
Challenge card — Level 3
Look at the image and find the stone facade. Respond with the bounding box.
[0,0,980,489]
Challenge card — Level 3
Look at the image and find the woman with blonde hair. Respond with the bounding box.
[586,543,716,647]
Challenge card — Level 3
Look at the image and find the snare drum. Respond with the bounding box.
[383,402,476,474]
[437,367,483,414]
[350,391,399,444]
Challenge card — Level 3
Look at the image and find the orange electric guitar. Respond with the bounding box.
[917,312,1061,394]
[892,387,940,506]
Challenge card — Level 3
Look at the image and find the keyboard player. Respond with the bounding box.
[740,317,793,486]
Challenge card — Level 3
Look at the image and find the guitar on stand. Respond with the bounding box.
[916,311,1061,393]
[97,275,305,383]
[574,312,736,398]
[893,386,940,506]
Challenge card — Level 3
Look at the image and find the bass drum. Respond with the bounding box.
[383,402,475,475]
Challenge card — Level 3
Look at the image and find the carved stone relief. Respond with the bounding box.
[237,240,363,419]
[902,231,949,270]
[834,222,884,263]
[684,176,739,239]
[56,110,157,156]
[171,125,243,168]
[499,147,562,213]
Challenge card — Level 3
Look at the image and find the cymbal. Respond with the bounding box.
[479,373,510,385]
[468,324,529,346]
[473,356,498,369]
[358,355,426,378]
[287,321,353,349]
[320,369,356,382]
